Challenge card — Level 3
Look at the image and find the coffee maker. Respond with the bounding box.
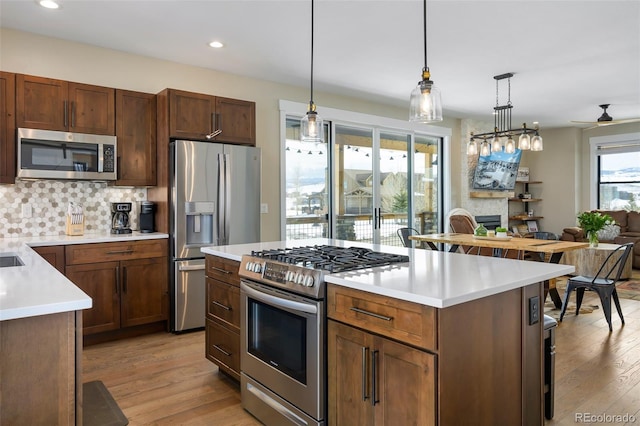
[111,202,132,234]
[139,201,155,233]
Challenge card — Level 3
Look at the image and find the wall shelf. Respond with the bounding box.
[470,191,515,199]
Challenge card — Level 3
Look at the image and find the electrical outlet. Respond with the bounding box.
[529,296,540,325]
[22,203,33,218]
[260,203,268,214]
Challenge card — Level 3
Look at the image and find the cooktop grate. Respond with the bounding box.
[250,245,409,273]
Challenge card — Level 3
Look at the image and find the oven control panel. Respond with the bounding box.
[239,255,325,298]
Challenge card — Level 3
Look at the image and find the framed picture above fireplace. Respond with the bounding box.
[472,149,522,191]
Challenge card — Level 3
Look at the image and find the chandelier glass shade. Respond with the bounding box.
[409,0,442,123]
[467,73,542,155]
[300,0,324,143]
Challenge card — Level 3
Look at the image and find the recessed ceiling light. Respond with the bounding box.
[209,41,224,49]
[39,0,60,9]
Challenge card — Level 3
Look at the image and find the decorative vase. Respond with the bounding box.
[588,231,599,247]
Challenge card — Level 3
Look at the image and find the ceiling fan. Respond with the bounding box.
[571,104,640,129]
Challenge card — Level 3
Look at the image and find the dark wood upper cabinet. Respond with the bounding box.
[215,96,256,145]
[16,74,115,135]
[0,71,16,184]
[166,89,255,145]
[115,89,157,186]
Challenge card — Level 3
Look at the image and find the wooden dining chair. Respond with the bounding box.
[559,243,634,331]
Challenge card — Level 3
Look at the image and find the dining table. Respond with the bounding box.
[409,232,590,308]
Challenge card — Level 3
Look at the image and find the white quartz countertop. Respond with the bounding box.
[0,232,169,321]
[201,238,574,308]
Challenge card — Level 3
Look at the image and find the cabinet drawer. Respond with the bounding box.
[206,278,240,329]
[65,239,168,265]
[206,319,240,380]
[205,255,240,286]
[327,284,437,352]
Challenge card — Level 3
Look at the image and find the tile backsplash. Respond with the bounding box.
[0,180,147,237]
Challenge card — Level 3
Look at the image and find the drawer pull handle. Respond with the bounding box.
[107,250,134,255]
[210,266,231,275]
[350,307,393,322]
[213,344,231,357]
[212,300,232,311]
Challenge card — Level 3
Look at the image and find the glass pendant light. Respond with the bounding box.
[531,133,544,151]
[518,123,531,150]
[480,140,490,156]
[504,135,516,154]
[490,134,502,152]
[467,139,478,156]
[300,0,324,142]
[409,0,442,122]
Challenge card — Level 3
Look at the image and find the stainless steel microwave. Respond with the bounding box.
[17,128,117,181]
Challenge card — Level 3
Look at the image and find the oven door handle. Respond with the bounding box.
[241,282,318,315]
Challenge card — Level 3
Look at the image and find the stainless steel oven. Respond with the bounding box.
[238,245,410,426]
[241,278,324,426]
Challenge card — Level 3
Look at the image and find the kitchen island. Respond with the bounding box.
[0,231,168,425]
[203,238,574,425]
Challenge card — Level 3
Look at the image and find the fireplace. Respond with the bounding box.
[475,215,501,230]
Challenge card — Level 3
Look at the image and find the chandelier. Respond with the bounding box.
[467,73,542,156]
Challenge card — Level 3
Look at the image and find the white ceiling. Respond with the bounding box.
[1,0,639,129]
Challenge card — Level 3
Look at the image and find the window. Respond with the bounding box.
[591,133,640,211]
[281,100,451,245]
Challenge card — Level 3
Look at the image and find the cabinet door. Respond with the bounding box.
[32,245,65,273]
[16,74,68,131]
[68,82,115,135]
[66,261,120,335]
[374,336,436,426]
[168,89,215,140]
[0,71,16,183]
[120,257,168,328]
[215,96,256,145]
[328,320,374,425]
[115,89,157,186]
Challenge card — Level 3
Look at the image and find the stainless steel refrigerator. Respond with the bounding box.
[170,140,260,332]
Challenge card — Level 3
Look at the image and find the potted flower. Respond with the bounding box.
[577,211,614,247]
[495,227,508,238]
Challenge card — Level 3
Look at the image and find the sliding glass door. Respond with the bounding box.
[333,124,374,242]
[283,112,444,246]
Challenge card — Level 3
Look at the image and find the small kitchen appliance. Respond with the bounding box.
[139,201,155,233]
[111,202,132,234]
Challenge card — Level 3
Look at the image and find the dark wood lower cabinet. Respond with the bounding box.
[328,320,436,426]
[328,283,544,425]
[0,311,82,425]
[62,240,169,342]
[205,255,241,380]
[31,245,65,273]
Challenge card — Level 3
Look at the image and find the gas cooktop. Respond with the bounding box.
[239,245,410,299]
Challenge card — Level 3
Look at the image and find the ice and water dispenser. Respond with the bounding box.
[184,201,215,246]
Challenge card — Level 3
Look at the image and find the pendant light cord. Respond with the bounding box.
[310,0,315,105]
[423,0,428,70]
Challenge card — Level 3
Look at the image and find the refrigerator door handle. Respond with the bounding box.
[178,264,206,272]
[217,153,226,245]
[223,153,231,245]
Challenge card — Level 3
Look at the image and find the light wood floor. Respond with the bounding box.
[83,276,640,425]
